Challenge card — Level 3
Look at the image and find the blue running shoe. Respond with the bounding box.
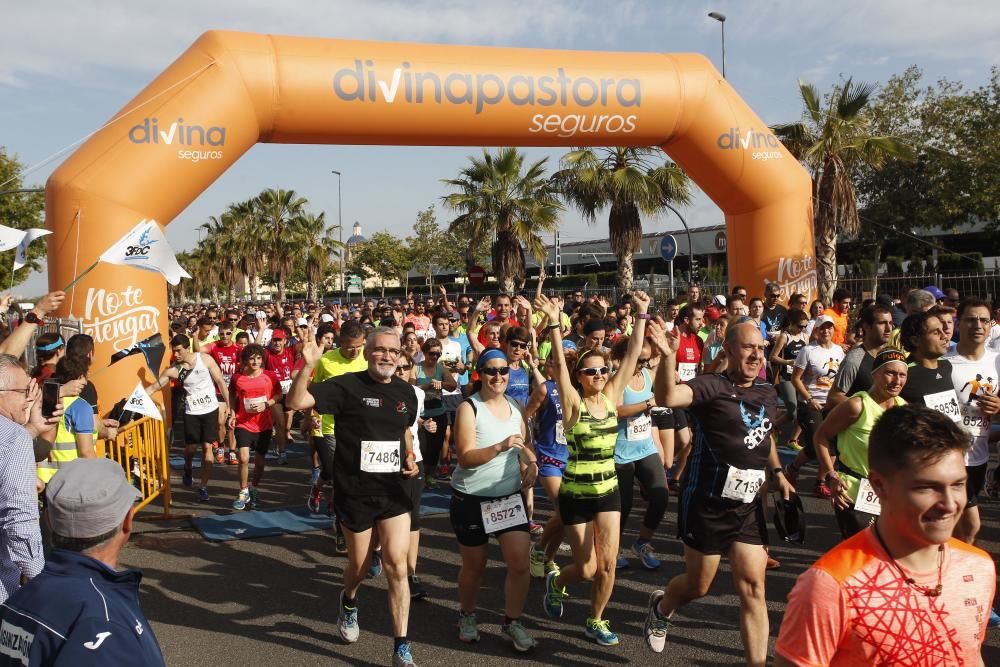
[392,642,416,666]
[585,617,619,646]
[616,550,630,570]
[632,540,661,570]
[368,548,383,578]
[989,608,1000,629]
[543,570,567,619]
[337,590,360,643]
[182,467,193,487]
[197,487,209,502]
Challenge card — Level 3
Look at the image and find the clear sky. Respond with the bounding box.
[1,0,997,296]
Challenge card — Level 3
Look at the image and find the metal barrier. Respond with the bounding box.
[101,416,176,517]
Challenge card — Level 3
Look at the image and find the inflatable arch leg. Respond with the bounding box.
[47,31,814,405]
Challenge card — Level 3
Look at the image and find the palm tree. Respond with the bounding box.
[225,198,265,301]
[199,215,242,302]
[553,147,691,293]
[255,188,307,302]
[292,211,343,301]
[772,79,913,300]
[443,148,561,294]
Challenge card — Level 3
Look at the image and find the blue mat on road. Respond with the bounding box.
[193,487,454,542]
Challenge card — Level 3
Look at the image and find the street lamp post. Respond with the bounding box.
[331,170,344,301]
[662,202,697,284]
[708,11,727,78]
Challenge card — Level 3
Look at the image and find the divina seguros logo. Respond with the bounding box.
[128,117,226,163]
[332,60,642,138]
[717,127,783,162]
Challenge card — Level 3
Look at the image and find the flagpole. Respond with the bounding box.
[61,260,99,292]
[8,256,13,292]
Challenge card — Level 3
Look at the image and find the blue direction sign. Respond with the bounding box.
[659,234,678,262]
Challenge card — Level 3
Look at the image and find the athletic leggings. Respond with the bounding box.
[615,452,669,533]
[418,414,449,471]
[777,380,798,421]
[795,401,823,459]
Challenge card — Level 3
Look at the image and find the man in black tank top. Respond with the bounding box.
[827,305,893,408]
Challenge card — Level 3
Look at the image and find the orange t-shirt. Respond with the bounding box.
[775,527,995,666]
[822,308,849,346]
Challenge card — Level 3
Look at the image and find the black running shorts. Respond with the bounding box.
[677,492,767,555]
[235,427,272,456]
[558,488,622,526]
[334,490,412,534]
[449,488,529,547]
[184,409,219,445]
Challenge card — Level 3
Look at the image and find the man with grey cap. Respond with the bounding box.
[0,458,165,666]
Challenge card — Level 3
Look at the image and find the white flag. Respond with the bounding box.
[98,219,191,285]
[0,225,27,253]
[13,228,51,270]
[124,381,162,420]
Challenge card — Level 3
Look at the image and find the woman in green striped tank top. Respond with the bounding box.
[534,291,651,647]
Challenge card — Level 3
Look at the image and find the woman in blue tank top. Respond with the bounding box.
[502,326,540,408]
[449,349,539,649]
[611,336,669,571]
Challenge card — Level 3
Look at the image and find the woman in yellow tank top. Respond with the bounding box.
[533,292,651,647]
[814,348,909,539]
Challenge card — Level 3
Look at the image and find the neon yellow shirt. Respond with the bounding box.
[311,347,367,435]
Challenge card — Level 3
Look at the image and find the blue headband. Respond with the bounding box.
[36,337,64,352]
[476,348,508,370]
[562,340,578,352]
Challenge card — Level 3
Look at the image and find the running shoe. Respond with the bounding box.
[989,608,1000,629]
[542,570,567,619]
[227,451,238,465]
[458,612,480,643]
[783,463,799,486]
[278,451,288,466]
[786,439,803,452]
[368,549,383,578]
[435,465,451,482]
[423,476,437,489]
[391,642,416,667]
[335,531,348,555]
[337,590,360,643]
[232,488,250,511]
[643,590,670,653]
[528,521,544,538]
[214,447,225,464]
[310,466,321,486]
[501,620,538,652]
[615,550,630,570]
[584,618,619,646]
[409,575,428,600]
[307,486,324,513]
[248,486,259,509]
[197,487,209,502]
[632,540,661,570]
[545,560,561,577]
[814,480,832,499]
[667,479,681,496]
[182,466,193,488]
[529,546,546,579]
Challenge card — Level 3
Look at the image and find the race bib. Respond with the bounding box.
[853,477,882,515]
[627,412,652,441]
[279,379,292,395]
[360,440,400,473]
[721,466,765,503]
[243,396,267,412]
[959,402,989,437]
[924,390,961,422]
[480,493,527,533]
[185,391,217,413]
[677,363,697,382]
[554,420,567,446]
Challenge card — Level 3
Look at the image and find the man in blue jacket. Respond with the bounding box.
[0,458,165,666]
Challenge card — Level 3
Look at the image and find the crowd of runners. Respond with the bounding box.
[124,281,1000,665]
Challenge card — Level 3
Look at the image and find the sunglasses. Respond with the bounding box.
[219,331,233,336]
[428,351,441,356]
[480,366,510,377]
[397,364,413,371]
[637,358,650,366]
[508,340,528,349]
[579,366,610,376]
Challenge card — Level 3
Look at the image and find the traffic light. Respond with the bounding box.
[690,257,700,282]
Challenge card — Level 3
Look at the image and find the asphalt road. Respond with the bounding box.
[125,441,1000,666]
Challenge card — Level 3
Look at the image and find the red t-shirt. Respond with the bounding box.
[676,330,704,382]
[207,342,243,387]
[229,371,281,433]
[264,348,296,382]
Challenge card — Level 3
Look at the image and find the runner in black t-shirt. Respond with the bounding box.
[286,326,420,667]
[898,312,959,414]
[642,320,794,665]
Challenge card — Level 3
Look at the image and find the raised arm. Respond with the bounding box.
[0,291,65,358]
[648,320,694,409]
[286,323,322,411]
[605,291,649,399]
[534,294,580,430]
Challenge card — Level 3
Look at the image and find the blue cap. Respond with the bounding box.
[562,340,578,352]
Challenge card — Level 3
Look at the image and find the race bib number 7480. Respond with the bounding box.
[360,441,400,473]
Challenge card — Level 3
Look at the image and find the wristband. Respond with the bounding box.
[824,471,839,483]
[637,313,652,320]
[772,467,784,476]
[546,323,560,331]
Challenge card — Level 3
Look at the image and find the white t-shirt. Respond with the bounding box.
[436,337,463,398]
[794,343,845,404]
[988,323,1000,352]
[410,385,425,463]
[943,348,1000,466]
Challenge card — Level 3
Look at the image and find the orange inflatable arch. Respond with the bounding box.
[47,31,815,406]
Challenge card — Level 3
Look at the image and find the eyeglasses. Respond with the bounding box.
[508,341,528,349]
[0,387,30,397]
[480,366,510,377]
[637,358,650,366]
[371,346,402,357]
[397,364,413,371]
[298,325,308,329]
[579,366,610,376]
[219,331,233,337]
[427,351,441,357]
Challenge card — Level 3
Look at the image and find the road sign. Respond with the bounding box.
[660,235,677,262]
[468,265,486,284]
[715,231,727,251]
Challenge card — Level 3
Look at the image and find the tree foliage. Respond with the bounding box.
[347,231,411,297]
[0,149,46,289]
